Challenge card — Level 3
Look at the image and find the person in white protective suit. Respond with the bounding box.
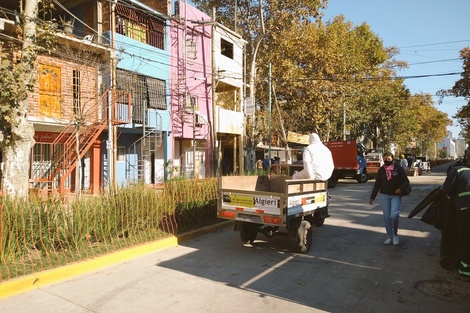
[292,133,334,181]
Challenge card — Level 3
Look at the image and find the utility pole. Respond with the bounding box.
[268,63,272,159]
[107,0,117,189]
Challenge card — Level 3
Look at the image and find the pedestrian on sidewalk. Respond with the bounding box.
[441,148,470,282]
[399,154,408,170]
[369,152,410,246]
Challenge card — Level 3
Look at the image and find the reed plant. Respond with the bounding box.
[0,178,218,281]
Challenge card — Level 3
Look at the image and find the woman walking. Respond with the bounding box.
[369,152,410,246]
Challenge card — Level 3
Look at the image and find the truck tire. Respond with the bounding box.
[239,222,258,244]
[296,220,312,253]
[356,173,368,183]
[314,218,325,227]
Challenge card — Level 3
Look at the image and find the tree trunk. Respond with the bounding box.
[1,0,37,198]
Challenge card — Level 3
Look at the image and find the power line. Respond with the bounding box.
[406,58,461,66]
[399,39,470,49]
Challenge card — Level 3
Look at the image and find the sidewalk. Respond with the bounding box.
[0,220,234,300]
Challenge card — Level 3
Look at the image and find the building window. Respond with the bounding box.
[186,39,197,59]
[220,38,233,59]
[146,77,166,109]
[115,4,165,50]
[39,64,62,118]
[116,70,167,124]
[189,95,198,110]
[73,70,81,117]
[117,146,126,162]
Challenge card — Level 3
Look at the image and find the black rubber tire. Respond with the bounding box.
[239,222,258,244]
[356,173,368,183]
[314,218,325,227]
[296,220,312,253]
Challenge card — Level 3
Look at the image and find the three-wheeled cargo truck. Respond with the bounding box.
[217,164,329,253]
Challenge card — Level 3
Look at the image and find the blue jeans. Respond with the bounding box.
[380,194,401,237]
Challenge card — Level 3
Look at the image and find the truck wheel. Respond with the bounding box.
[296,220,312,253]
[356,173,368,183]
[314,218,325,227]
[240,222,258,244]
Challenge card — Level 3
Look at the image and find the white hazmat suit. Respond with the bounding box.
[292,133,334,181]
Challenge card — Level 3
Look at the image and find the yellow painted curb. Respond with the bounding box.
[0,236,178,299]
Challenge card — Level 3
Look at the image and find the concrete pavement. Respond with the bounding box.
[1,165,470,312]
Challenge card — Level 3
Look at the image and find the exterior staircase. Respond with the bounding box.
[32,89,131,194]
[126,110,163,184]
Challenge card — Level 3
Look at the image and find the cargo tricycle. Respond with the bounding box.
[217,164,329,253]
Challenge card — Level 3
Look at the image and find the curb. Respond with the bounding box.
[0,220,234,300]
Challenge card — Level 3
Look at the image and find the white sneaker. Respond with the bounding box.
[384,237,392,245]
[393,235,399,246]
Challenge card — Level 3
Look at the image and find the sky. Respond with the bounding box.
[322,0,470,139]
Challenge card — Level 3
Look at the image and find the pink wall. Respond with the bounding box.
[170,1,212,140]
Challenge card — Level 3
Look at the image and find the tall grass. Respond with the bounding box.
[0,178,218,281]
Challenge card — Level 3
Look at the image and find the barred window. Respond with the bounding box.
[115,3,165,50]
[146,77,166,109]
[116,69,167,111]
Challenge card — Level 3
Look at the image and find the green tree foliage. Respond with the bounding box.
[192,1,451,151]
[257,16,408,145]
[439,47,470,141]
[393,93,450,156]
[0,43,35,141]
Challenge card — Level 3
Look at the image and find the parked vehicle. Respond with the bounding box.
[366,152,384,179]
[325,140,367,188]
[217,164,329,253]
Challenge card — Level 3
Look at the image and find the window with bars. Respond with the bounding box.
[73,70,81,117]
[115,4,165,50]
[116,69,167,115]
[31,143,51,182]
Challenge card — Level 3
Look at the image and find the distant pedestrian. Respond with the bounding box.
[369,152,410,246]
[222,157,231,175]
[256,158,263,173]
[399,154,408,170]
[262,154,270,170]
[294,152,303,164]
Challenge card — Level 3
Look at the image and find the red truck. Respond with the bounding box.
[325,140,368,188]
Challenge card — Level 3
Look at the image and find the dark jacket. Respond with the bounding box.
[370,164,409,200]
[441,163,470,210]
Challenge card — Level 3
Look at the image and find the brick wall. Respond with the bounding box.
[141,0,171,15]
[28,54,99,122]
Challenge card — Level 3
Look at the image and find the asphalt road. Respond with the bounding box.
[1,163,470,313]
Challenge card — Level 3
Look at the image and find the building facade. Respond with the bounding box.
[0,0,246,196]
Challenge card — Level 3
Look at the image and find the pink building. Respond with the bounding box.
[170,1,212,178]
